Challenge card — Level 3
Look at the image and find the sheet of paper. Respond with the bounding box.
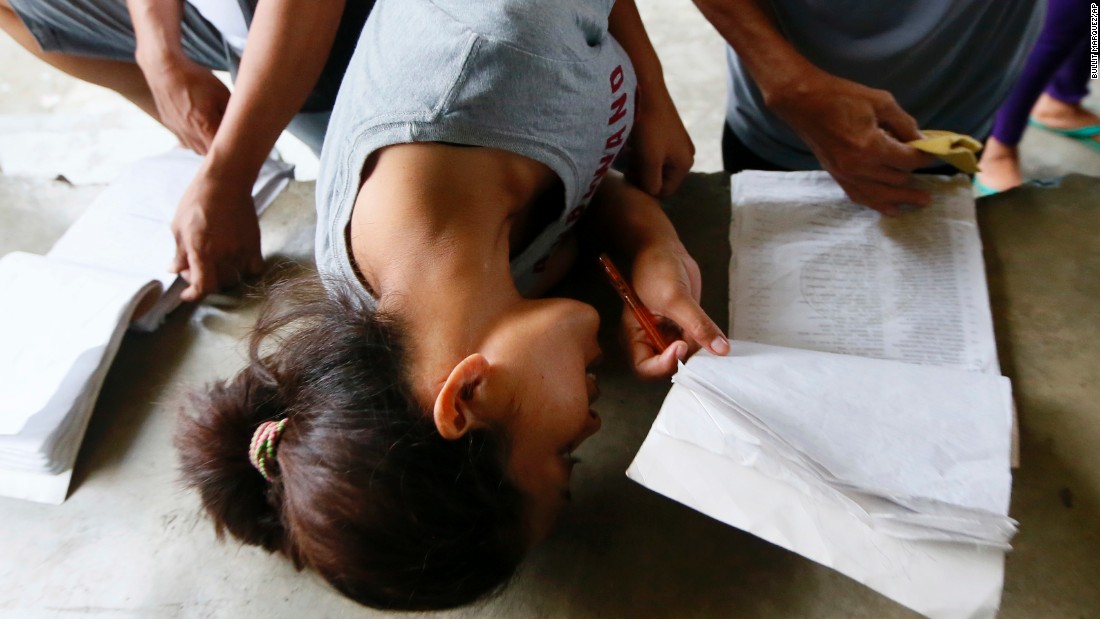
[0,150,293,502]
[48,148,292,284]
[0,323,127,473]
[625,171,1017,617]
[729,172,999,373]
[675,343,1015,530]
[628,341,1016,619]
[627,389,1006,619]
[0,467,73,505]
[46,148,292,329]
[0,252,159,436]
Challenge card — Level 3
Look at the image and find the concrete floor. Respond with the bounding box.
[2,3,1100,618]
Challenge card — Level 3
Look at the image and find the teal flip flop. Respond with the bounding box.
[1027,118,1100,153]
[972,175,1000,197]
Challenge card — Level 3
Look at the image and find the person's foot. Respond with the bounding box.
[976,136,1023,193]
[1031,93,1100,145]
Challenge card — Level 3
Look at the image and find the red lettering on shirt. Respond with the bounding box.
[553,64,634,278]
[582,179,599,201]
[566,204,588,224]
[605,126,625,150]
[609,65,624,93]
[608,92,628,125]
[592,153,615,178]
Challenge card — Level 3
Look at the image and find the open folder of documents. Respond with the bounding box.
[628,172,1016,619]
[0,148,293,504]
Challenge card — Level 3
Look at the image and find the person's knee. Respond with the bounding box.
[0,2,31,45]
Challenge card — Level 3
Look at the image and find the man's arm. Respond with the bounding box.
[693,0,937,215]
[608,0,694,198]
[199,0,344,188]
[129,0,230,154]
[128,0,345,300]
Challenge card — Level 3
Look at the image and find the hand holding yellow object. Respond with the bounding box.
[907,130,983,174]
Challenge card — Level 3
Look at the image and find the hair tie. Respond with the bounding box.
[249,419,287,481]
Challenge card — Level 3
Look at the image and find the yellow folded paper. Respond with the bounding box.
[907,130,983,174]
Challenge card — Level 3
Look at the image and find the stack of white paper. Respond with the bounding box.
[628,356,1013,619]
[673,343,1016,547]
[628,172,1017,619]
[47,148,293,331]
[0,149,293,503]
[727,171,1000,374]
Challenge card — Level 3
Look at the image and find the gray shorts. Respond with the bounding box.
[7,0,330,153]
[8,0,227,69]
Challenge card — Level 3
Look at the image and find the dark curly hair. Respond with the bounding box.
[176,276,526,610]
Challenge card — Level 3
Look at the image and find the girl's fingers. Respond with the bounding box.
[623,308,687,380]
[659,293,729,355]
[631,339,687,380]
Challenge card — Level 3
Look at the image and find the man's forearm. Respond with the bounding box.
[127,0,185,66]
[692,0,819,104]
[204,0,345,181]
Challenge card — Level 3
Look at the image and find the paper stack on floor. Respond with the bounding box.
[0,148,293,504]
[670,342,1015,546]
[628,172,1016,619]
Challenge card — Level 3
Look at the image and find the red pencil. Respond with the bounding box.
[598,253,669,352]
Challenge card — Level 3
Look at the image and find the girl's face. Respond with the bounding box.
[477,297,604,540]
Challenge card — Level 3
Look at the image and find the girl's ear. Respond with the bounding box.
[433,353,492,439]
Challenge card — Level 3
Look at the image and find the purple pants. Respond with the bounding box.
[991,0,1093,145]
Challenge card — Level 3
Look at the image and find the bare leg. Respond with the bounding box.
[0,2,162,122]
[1031,93,1100,145]
[976,136,1024,192]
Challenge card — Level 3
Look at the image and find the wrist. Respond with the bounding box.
[201,130,273,180]
[636,76,674,115]
[195,152,263,198]
[635,231,685,258]
[756,59,824,109]
[617,208,681,257]
[134,40,187,73]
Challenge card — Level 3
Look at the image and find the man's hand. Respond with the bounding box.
[141,56,230,155]
[626,91,696,198]
[622,242,728,380]
[767,71,938,215]
[169,170,263,301]
[690,0,938,214]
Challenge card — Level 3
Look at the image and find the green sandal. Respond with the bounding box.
[1027,118,1100,153]
[972,175,1001,197]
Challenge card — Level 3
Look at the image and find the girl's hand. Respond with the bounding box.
[626,90,695,198]
[622,243,728,380]
[606,0,694,198]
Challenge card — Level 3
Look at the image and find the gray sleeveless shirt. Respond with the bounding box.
[315,0,636,306]
[725,0,1044,169]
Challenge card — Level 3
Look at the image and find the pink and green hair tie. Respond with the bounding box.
[249,419,287,481]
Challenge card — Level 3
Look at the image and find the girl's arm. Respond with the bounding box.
[584,172,728,379]
[607,0,694,198]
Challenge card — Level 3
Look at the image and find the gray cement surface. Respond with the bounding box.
[2,4,1100,618]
